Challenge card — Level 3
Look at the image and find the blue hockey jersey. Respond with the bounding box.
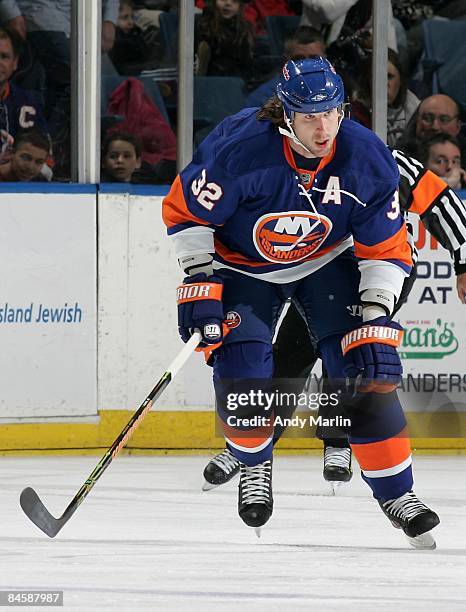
[0,82,48,138]
[163,108,412,297]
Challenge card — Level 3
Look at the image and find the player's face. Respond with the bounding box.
[104,140,141,182]
[0,37,18,87]
[292,108,341,157]
[11,143,48,181]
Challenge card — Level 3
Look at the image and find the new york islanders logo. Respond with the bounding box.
[225,311,241,329]
[253,212,332,264]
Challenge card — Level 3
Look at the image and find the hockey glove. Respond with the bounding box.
[341,316,404,395]
[177,273,225,359]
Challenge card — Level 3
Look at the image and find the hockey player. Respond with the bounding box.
[204,148,466,489]
[162,57,440,547]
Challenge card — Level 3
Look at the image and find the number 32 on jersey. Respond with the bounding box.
[191,169,223,211]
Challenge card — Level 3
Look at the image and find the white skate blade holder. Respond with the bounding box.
[202,480,218,491]
[405,531,436,550]
[201,470,240,492]
[328,480,350,495]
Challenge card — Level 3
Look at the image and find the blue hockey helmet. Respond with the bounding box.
[276,57,345,119]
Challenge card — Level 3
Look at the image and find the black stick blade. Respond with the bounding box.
[20,487,65,538]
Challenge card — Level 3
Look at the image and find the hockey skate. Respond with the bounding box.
[323,445,352,495]
[238,459,273,536]
[202,448,240,491]
[379,491,440,549]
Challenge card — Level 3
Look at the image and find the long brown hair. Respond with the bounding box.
[201,0,253,51]
[256,95,286,129]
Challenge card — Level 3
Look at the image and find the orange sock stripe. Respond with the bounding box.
[351,431,411,471]
[223,421,273,450]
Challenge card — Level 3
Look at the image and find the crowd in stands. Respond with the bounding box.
[1,0,466,188]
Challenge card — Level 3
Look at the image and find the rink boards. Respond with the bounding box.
[0,184,465,453]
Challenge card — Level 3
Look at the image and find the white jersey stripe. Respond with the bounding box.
[398,165,416,187]
[392,150,421,179]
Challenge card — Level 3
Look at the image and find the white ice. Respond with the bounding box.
[1,455,466,611]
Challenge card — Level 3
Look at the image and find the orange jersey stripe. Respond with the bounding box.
[351,431,411,471]
[354,224,412,267]
[215,237,271,267]
[409,170,446,216]
[214,235,346,268]
[162,175,212,229]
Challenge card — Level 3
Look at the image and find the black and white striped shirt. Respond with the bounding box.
[392,148,466,275]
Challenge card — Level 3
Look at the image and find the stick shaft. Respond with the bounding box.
[65,332,201,515]
[21,333,201,534]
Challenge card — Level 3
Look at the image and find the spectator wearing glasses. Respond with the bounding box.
[246,26,326,108]
[396,93,464,158]
[416,133,466,191]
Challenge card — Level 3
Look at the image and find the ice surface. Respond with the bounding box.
[1,455,466,611]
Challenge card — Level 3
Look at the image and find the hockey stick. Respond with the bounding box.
[20,332,202,538]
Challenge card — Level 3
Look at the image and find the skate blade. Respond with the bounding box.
[254,527,261,538]
[405,531,436,550]
[202,480,219,491]
[329,481,342,496]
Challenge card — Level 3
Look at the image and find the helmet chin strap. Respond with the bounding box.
[278,113,315,156]
[278,109,345,157]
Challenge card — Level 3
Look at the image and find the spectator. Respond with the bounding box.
[396,93,464,157]
[243,0,296,36]
[102,131,141,182]
[195,0,256,85]
[301,0,397,48]
[416,133,466,191]
[246,26,326,108]
[0,0,120,179]
[196,0,297,36]
[283,24,326,59]
[301,0,398,94]
[109,0,154,75]
[106,77,176,167]
[101,130,175,184]
[0,127,49,181]
[350,48,420,147]
[0,27,47,139]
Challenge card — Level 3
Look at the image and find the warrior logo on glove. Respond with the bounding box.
[176,273,227,363]
[341,317,404,395]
